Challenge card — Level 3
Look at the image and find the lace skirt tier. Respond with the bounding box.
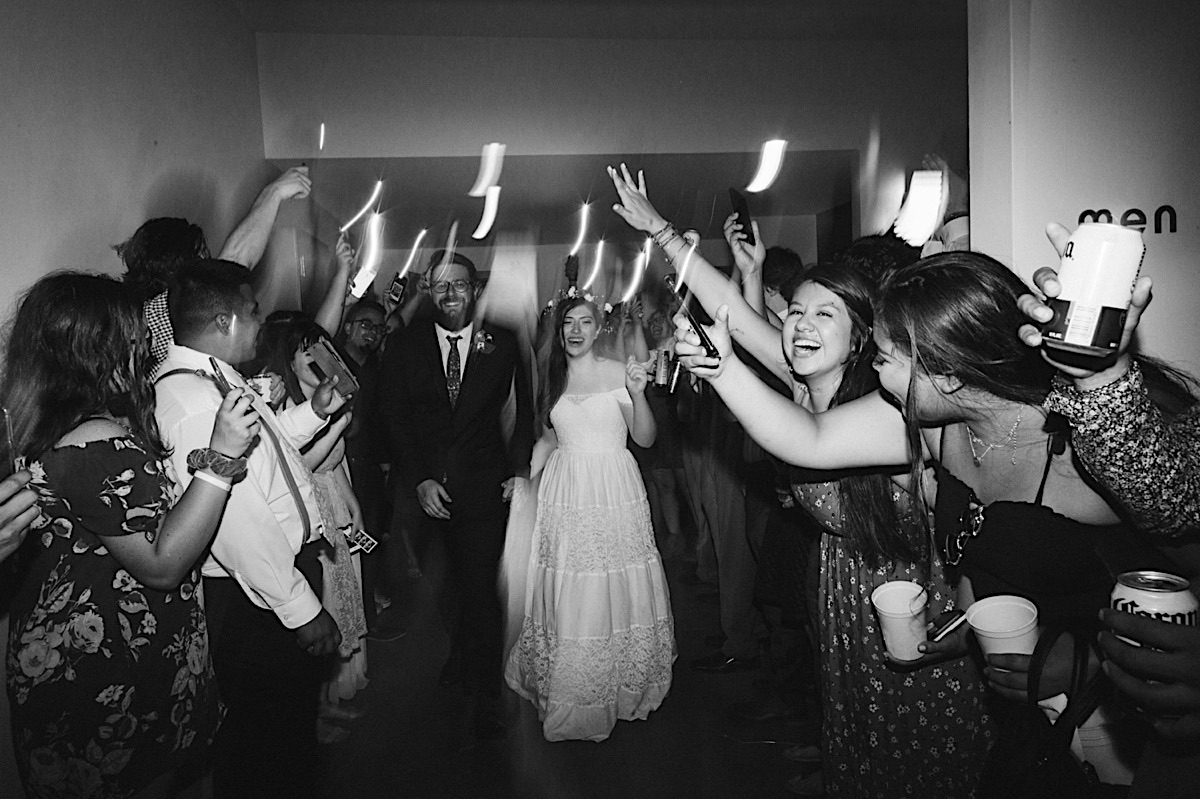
[505,447,676,742]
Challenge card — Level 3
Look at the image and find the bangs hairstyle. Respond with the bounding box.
[252,314,332,406]
[791,264,925,568]
[876,251,1056,522]
[536,295,600,430]
[1,272,167,462]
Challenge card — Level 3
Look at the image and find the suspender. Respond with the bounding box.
[156,368,314,541]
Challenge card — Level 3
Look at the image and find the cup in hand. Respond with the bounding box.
[871,580,929,661]
[966,595,1039,657]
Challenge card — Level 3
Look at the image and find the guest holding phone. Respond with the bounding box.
[2,272,258,799]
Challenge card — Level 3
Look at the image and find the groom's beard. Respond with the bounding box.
[435,294,474,332]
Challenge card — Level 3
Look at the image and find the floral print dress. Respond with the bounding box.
[6,436,221,799]
[790,479,995,799]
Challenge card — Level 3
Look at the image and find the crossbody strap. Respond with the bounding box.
[156,369,313,541]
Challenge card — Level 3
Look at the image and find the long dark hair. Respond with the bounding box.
[536,296,599,430]
[1,272,167,461]
[876,251,1057,515]
[792,264,924,568]
[250,312,331,407]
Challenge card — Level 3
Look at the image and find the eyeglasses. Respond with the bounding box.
[431,279,472,295]
[353,320,387,334]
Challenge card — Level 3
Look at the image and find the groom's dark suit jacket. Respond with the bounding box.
[380,320,533,500]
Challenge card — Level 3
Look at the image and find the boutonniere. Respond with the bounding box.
[473,329,495,355]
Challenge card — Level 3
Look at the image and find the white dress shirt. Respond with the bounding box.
[434,321,473,376]
[154,344,328,629]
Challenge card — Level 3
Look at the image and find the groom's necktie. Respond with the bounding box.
[446,335,462,407]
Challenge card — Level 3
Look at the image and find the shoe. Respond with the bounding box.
[783,744,822,764]
[690,650,760,674]
[367,623,407,643]
[728,696,793,723]
[439,655,462,688]
[472,697,507,740]
[320,703,365,722]
[786,770,824,796]
[316,719,350,745]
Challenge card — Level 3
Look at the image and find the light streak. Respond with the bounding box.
[468,142,506,198]
[397,228,428,279]
[621,237,652,304]
[893,169,944,246]
[569,203,589,256]
[582,239,604,290]
[745,139,788,193]
[676,240,699,287]
[339,180,383,233]
[349,213,384,298]
[319,123,325,151]
[472,185,501,240]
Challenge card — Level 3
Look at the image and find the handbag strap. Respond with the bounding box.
[1026,622,1106,751]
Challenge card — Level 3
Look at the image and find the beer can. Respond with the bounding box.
[248,374,273,400]
[1111,570,1199,644]
[653,349,671,387]
[1042,223,1144,359]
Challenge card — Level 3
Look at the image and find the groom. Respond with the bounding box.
[379,250,533,738]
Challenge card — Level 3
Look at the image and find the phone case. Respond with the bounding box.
[729,188,757,247]
[306,340,360,395]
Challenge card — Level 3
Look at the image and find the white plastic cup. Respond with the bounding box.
[966,595,1039,657]
[871,581,929,661]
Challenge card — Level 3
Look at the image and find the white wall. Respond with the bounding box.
[0,0,270,321]
[969,0,1200,370]
[0,2,267,796]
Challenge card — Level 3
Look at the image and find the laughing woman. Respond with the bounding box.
[3,272,258,799]
[504,293,676,742]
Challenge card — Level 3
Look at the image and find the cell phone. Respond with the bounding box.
[729,188,756,247]
[664,275,720,360]
[929,609,968,643]
[386,273,406,306]
[208,357,233,398]
[305,339,360,396]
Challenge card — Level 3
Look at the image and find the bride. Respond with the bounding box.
[504,290,676,742]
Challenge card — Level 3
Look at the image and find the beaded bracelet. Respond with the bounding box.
[651,222,679,248]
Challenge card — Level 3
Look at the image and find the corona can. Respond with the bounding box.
[1111,571,1198,645]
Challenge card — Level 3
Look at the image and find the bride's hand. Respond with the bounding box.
[626,356,653,395]
[609,164,668,235]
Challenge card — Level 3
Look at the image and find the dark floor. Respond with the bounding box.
[315,550,816,799]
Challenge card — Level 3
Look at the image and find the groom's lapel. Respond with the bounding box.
[421,324,452,408]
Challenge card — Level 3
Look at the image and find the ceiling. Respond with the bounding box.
[243,0,963,253]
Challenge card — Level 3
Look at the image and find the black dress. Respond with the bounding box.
[934,434,1142,626]
[6,437,221,799]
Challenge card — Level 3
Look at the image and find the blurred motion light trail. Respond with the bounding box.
[745,139,787,193]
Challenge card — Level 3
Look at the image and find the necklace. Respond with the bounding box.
[966,406,1023,467]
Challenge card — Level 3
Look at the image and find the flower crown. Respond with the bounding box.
[543,285,613,316]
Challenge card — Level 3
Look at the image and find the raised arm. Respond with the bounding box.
[721,212,781,330]
[314,232,354,337]
[218,166,312,268]
[609,164,791,385]
[674,304,913,469]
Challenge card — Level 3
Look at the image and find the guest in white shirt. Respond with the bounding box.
[154,259,347,799]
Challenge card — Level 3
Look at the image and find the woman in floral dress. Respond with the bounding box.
[4,272,258,799]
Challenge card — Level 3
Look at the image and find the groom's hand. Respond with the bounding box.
[417,479,452,519]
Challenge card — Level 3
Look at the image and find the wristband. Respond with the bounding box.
[192,470,232,493]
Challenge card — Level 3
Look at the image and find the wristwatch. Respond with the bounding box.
[187,448,248,480]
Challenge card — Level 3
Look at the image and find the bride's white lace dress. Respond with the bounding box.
[504,387,676,742]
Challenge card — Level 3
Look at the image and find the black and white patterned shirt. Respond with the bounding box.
[144,290,173,365]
